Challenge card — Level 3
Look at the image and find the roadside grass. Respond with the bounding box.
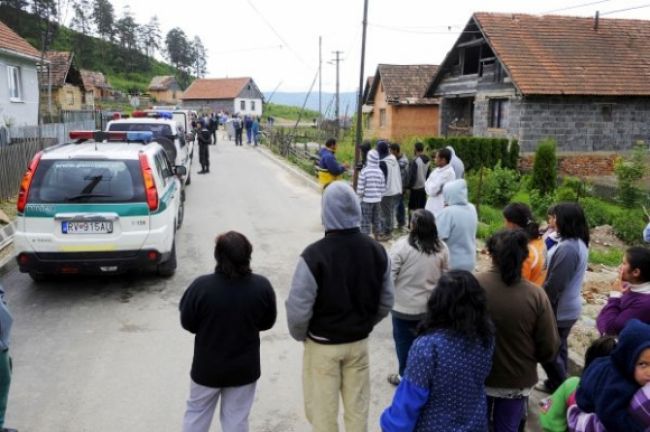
[0,197,17,223]
[589,248,624,267]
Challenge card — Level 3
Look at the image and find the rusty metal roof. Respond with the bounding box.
[148,75,177,91]
[474,12,650,96]
[38,51,74,87]
[367,64,439,105]
[80,69,111,90]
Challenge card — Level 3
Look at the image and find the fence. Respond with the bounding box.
[264,127,326,175]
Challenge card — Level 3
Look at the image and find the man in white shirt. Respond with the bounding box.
[424,148,456,216]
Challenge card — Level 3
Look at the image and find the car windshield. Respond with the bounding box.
[29,159,146,203]
[108,122,173,140]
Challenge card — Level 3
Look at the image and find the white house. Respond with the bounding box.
[0,20,41,127]
[180,77,264,117]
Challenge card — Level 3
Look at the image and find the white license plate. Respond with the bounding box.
[62,221,113,234]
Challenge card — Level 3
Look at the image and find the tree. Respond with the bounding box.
[92,0,113,41]
[165,27,192,72]
[70,0,91,35]
[0,0,28,10]
[141,15,161,59]
[30,0,59,54]
[114,6,137,51]
[192,36,208,78]
[531,137,557,196]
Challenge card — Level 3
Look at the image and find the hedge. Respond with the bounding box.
[424,136,519,171]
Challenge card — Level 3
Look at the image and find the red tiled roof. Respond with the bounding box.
[0,19,41,60]
[367,64,438,105]
[181,77,251,100]
[474,12,650,95]
[149,75,177,91]
[38,51,73,87]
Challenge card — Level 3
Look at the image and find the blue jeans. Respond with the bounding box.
[542,319,576,391]
[394,193,406,228]
[487,396,527,432]
[391,315,419,376]
[0,350,11,428]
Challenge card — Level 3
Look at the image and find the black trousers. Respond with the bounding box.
[199,143,210,169]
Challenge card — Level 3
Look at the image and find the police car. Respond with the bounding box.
[107,111,193,189]
[13,131,185,281]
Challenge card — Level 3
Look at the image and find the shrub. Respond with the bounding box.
[465,171,481,204]
[555,187,578,202]
[477,204,503,239]
[612,210,646,245]
[580,197,619,228]
[530,189,556,218]
[507,140,520,170]
[614,142,646,208]
[531,138,557,196]
[481,163,520,207]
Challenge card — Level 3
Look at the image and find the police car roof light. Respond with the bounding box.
[132,111,173,120]
[69,130,153,143]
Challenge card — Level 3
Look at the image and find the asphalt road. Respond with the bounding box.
[0,135,398,431]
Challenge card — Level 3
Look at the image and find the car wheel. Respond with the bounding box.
[158,240,177,278]
[29,271,47,282]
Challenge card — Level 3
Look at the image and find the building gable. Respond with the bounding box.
[367,64,438,105]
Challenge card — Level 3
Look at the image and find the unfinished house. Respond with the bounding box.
[38,51,85,115]
[426,12,650,151]
[364,64,439,141]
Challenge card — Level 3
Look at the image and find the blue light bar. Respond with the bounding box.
[155,111,173,119]
[126,131,153,142]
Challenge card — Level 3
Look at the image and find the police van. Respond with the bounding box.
[13,131,185,281]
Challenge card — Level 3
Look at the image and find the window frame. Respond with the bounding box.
[251,100,256,111]
[488,99,507,129]
[7,65,22,102]
[240,100,246,111]
[379,108,386,128]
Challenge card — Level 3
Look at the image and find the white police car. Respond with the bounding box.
[107,111,193,188]
[13,130,185,281]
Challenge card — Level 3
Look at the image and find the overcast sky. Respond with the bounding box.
[105,0,650,93]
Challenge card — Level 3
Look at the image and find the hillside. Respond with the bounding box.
[0,5,184,93]
[265,91,358,118]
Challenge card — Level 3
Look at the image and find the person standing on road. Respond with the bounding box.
[407,142,430,220]
[233,114,243,146]
[244,115,253,145]
[390,143,409,232]
[377,140,402,241]
[197,122,211,174]
[356,149,385,238]
[317,138,348,188]
[209,113,218,145]
[251,117,260,147]
[286,181,394,432]
[424,148,456,217]
[180,231,277,432]
[0,283,15,432]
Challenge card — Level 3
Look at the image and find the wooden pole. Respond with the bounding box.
[353,0,369,190]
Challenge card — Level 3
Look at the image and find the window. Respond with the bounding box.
[240,100,246,111]
[7,66,21,101]
[65,90,74,106]
[379,109,386,127]
[488,99,507,129]
[601,104,613,122]
[251,101,256,111]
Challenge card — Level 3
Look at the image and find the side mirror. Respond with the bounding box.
[175,165,187,176]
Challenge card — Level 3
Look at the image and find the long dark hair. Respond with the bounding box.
[626,246,650,282]
[418,270,494,348]
[214,231,253,279]
[486,229,529,286]
[408,209,442,255]
[503,202,541,240]
[554,202,590,246]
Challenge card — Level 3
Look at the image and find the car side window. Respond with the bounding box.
[153,152,170,187]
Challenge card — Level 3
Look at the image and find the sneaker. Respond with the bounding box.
[534,381,553,394]
[387,373,401,386]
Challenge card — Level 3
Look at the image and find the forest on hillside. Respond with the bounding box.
[0,0,207,92]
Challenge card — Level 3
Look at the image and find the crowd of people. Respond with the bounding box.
[175,136,650,432]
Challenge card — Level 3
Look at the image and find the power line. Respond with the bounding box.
[368,23,481,35]
[601,3,650,15]
[211,45,283,55]
[544,0,611,14]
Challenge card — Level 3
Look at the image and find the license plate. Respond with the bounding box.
[62,221,113,234]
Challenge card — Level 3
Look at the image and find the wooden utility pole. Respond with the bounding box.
[353,0,369,189]
[331,50,343,136]
[319,36,322,123]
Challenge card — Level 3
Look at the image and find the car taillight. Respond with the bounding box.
[139,153,158,210]
[17,152,42,213]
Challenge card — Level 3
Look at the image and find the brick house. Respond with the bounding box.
[148,75,181,104]
[180,77,263,116]
[79,69,112,107]
[363,64,439,141]
[38,51,85,114]
[426,12,650,152]
[0,19,41,127]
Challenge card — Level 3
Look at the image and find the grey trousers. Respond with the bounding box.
[380,194,401,235]
[182,379,257,432]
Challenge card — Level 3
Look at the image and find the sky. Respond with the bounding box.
[102,0,650,93]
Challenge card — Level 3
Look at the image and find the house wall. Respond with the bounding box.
[390,105,439,141]
[234,97,263,117]
[365,83,391,139]
[516,96,650,152]
[0,55,39,126]
[151,89,178,104]
[181,99,234,114]
[55,84,83,111]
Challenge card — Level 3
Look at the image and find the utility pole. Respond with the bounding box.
[319,36,322,124]
[353,0,369,189]
[331,50,343,136]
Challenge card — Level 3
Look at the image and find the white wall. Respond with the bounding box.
[0,55,39,127]
[233,98,263,117]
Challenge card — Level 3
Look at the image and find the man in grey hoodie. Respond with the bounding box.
[286,181,394,432]
[435,179,478,271]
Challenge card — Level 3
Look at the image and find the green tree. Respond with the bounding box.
[0,0,28,10]
[192,35,207,78]
[92,0,114,40]
[70,0,92,35]
[164,27,192,73]
[140,15,161,59]
[531,137,557,196]
[614,142,647,208]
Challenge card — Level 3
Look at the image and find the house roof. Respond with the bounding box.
[0,19,41,60]
[362,76,374,104]
[367,64,438,105]
[430,12,650,96]
[38,51,74,87]
[80,69,111,90]
[181,77,253,100]
[148,75,177,91]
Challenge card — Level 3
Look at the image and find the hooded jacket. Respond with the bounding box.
[357,149,386,203]
[435,180,478,271]
[286,181,394,344]
[446,146,465,179]
[381,154,403,197]
[576,319,650,432]
[424,163,456,216]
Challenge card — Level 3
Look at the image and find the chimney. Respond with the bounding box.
[594,11,600,31]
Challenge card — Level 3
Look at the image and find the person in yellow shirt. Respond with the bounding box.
[503,202,546,286]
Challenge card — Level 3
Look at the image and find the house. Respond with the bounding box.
[180,77,264,116]
[79,69,112,107]
[38,51,85,114]
[364,64,439,141]
[0,19,41,127]
[426,12,650,152]
[148,75,181,104]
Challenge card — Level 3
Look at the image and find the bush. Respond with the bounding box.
[481,163,520,207]
[530,189,556,218]
[555,186,578,202]
[580,197,619,228]
[477,205,503,239]
[531,138,557,196]
[507,140,520,170]
[612,210,646,245]
[614,142,646,208]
